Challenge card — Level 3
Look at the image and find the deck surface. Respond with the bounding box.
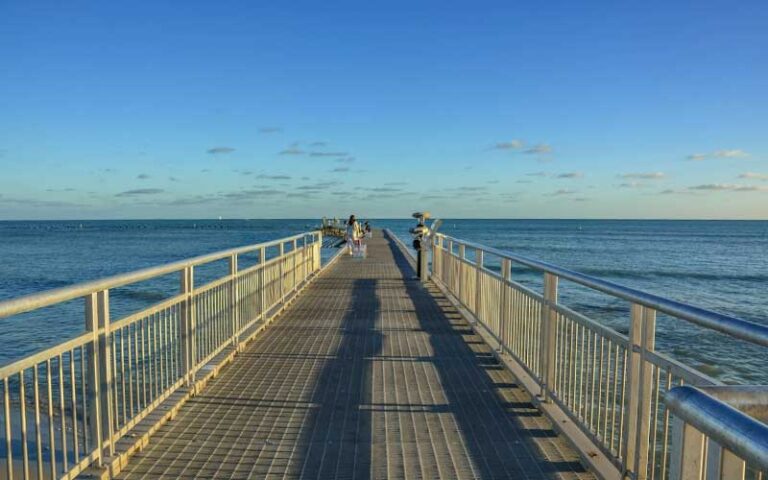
[116,232,594,479]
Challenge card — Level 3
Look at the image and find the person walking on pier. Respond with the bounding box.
[346,214,364,256]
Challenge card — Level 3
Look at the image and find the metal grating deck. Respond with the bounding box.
[115,232,595,479]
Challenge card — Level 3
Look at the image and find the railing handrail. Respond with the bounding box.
[435,232,768,348]
[666,385,768,471]
[0,230,320,319]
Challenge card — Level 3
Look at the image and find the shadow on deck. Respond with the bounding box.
[115,232,594,479]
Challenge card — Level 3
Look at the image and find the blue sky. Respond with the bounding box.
[1,0,767,219]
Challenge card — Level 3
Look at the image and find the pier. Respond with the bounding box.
[1,227,767,479]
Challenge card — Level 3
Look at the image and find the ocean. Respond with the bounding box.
[1,219,766,384]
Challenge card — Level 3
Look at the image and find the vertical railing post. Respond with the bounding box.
[474,248,483,319]
[279,242,285,304]
[539,273,559,401]
[179,266,195,385]
[431,235,440,279]
[498,258,511,352]
[447,240,454,292]
[229,254,239,349]
[706,440,746,480]
[624,304,657,478]
[292,238,298,292]
[85,290,112,463]
[259,247,266,320]
[458,244,466,306]
[670,417,706,480]
[314,232,322,273]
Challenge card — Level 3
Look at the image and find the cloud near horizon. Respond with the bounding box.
[493,140,524,150]
[620,172,665,179]
[256,174,291,180]
[279,147,305,155]
[116,188,165,196]
[739,172,768,180]
[206,147,235,155]
[689,183,768,192]
[687,149,750,161]
[310,151,349,157]
[524,144,553,155]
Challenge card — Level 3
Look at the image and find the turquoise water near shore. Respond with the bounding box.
[1,219,766,383]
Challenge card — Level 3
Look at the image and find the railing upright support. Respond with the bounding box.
[706,440,746,480]
[314,232,322,273]
[474,249,483,318]
[498,258,511,352]
[279,242,285,304]
[180,266,195,385]
[624,304,657,478]
[670,416,706,480]
[539,273,559,401]
[292,239,298,292]
[259,247,267,320]
[85,289,113,463]
[431,235,440,279]
[458,244,466,307]
[229,254,239,349]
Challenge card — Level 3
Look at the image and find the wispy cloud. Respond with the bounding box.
[336,157,355,163]
[169,176,180,182]
[551,189,576,196]
[370,187,403,193]
[713,149,750,158]
[527,172,549,177]
[660,188,695,195]
[297,181,341,191]
[256,174,291,180]
[619,182,647,189]
[259,127,282,133]
[279,148,305,155]
[620,172,665,179]
[385,181,408,186]
[116,188,165,197]
[524,144,553,155]
[493,140,524,150]
[556,172,583,179]
[310,141,327,147]
[0,196,85,208]
[310,151,349,157]
[687,149,750,160]
[332,167,350,173]
[739,172,768,180]
[221,189,285,200]
[689,183,768,192]
[207,147,235,155]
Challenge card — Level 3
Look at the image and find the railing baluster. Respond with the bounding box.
[498,258,511,352]
[539,273,558,401]
[33,365,42,479]
[229,254,239,349]
[46,359,56,478]
[180,266,195,385]
[19,370,29,480]
[3,377,12,480]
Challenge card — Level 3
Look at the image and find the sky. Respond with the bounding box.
[1,0,767,220]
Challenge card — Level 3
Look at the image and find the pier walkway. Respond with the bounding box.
[115,232,593,479]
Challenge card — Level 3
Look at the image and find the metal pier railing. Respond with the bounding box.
[0,231,325,480]
[427,232,768,480]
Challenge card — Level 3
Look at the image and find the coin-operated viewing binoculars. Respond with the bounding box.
[409,212,441,281]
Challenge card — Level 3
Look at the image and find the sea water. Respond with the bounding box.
[1,219,766,383]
